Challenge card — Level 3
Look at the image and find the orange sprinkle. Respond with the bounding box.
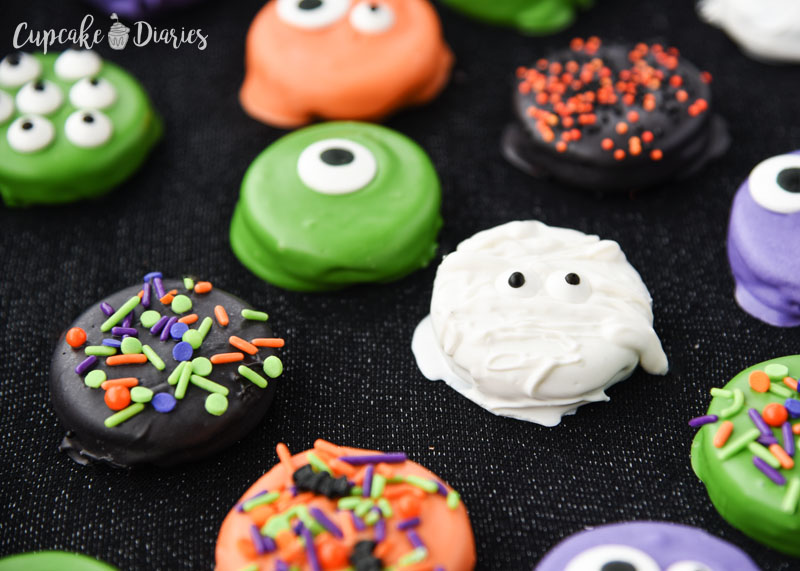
[178,313,198,325]
[214,305,229,327]
[601,138,614,151]
[749,370,771,393]
[627,111,639,123]
[229,336,258,355]
[628,136,642,156]
[159,293,174,305]
[650,149,663,161]
[675,89,688,102]
[209,352,244,365]
[375,464,396,479]
[338,510,356,540]
[194,281,213,294]
[669,75,683,88]
[794,424,800,435]
[252,338,285,348]
[314,439,343,457]
[763,403,789,427]
[642,130,654,143]
[65,327,87,348]
[400,563,435,571]
[382,484,425,500]
[106,354,147,366]
[328,458,357,478]
[570,37,584,51]
[769,444,795,470]
[274,529,295,551]
[700,71,712,83]
[615,122,628,135]
[105,385,131,411]
[784,377,798,391]
[713,421,734,448]
[316,537,349,569]
[276,443,294,478]
[101,377,139,390]
[168,289,178,296]
[137,290,144,299]
[396,494,423,518]
[614,149,626,161]
[236,537,257,560]
[246,504,275,528]
[555,141,567,153]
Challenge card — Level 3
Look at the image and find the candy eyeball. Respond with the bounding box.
[564,544,660,571]
[7,115,55,153]
[350,2,396,34]
[54,49,102,81]
[297,137,377,194]
[0,52,42,88]
[748,152,800,213]
[545,271,592,303]
[64,110,113,148]
[15,79,64,115]
[276,0,350,29]
[0,90,14,123]
[69,77,117,109]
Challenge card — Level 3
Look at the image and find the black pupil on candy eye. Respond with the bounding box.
[508,272,525,288]
[320,148,355,166]
[34,80,45,91]
[83,113,94,123]
[7,53,21,66]
[21,121,33,130]
[298,0,323,9]
[601,563,637,571]
[90,77,100,86]
[369,3,379,10]
[777,168,800,194]
[565,273,580,285]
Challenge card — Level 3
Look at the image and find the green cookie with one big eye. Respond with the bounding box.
[440,0,592,35]
[230,122,442,292]
[0,50,162,207]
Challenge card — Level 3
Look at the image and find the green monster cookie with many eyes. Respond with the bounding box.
[439,0,593,35]
[0,50,162,206]
[230,122,442,291]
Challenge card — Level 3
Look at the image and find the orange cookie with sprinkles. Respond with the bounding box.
[215,440,476,571]
[502,37,730,192]
[50,272,285,467]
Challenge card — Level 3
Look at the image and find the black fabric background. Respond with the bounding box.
[1,1,799,569]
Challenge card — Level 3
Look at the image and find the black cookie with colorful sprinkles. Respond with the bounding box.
[50,273,284,467]
[502,37,730,191]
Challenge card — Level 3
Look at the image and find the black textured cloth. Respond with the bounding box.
[1,1,799,569]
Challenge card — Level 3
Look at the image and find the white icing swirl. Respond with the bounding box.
[412,220,668,426]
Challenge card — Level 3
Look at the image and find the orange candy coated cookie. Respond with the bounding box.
[240,0,454,127]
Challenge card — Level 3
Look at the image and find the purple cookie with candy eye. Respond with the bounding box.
[727,150,800,327]
[535,521,760,571]
[83,0,204,18]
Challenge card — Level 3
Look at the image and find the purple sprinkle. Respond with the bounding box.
[170,322,189,340]
[292,521,304,536]
[250,525,266,555]
[102,338,122,348]
[141,281,151,308]
[363,465,374,498]
[75,355,97,375]
[262,535,276,553]
[339,453,408,465]
[375,518,386,542]
[289,486,298,497]
[153,276,166,299]
[275,561,289,571]
[397,517,421,531]
[100,302,114,316]
[150,316,169,335]
[748,408,772,437]
[299,523,321,571]
[151,393,176,413]
[351,512,366,531]
[172,341,193,362]
[433,479,448,497]
[111,326,138,337]
[758,434,779,447]
[786,398,800,419]
[407,529,426,550]
[308,507,343,539]
[753,456,786,485]
[435,567,445,571]
[237,490,268,512]
[143,271,162,282]
[783,422,795,457]
[160,317,178,342]
[688,414,718,428]
[122,312,133,329]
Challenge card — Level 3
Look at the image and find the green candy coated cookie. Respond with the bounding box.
[0,51,162,207]
[439,0,592,35]
[230,122,442,291]
[0,551,118,571]
[691,355,800,557]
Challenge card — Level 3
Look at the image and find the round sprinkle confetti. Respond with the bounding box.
[66,327,87,348]
[152,392,176,413]
[84,369,106,389]
[263,355,283,378]
[183,329,203,350]
[173,341,193,362]
[192,357,213,377]
[172,294,193,314]
[139,310,161,329]
[786,398,800,418]
[749,370,771,393]
[120,337,143,355]
[765,364,790,382]
[170,322,189,340]
[205,393,228,416]
[763,403,789,427]
[105,385,131,411]
[130,386,154,403]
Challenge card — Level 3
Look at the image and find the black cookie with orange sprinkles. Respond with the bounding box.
[502,37,730,192]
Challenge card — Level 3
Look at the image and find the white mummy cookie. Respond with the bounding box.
[411,221,669,426]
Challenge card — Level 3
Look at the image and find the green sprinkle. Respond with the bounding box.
[262,513,291,538]
[770,383,794,398]
[142,344,165,371]
[121,337,143,355]
[370,474,386,499]
[710,387,732,398]
[338,497,361,510]
[183,277,194,290]
[191,374,229,395]
[168,361,187,386]
[242,309,268,321]
[749,442,781,469]
[140,310,161,328]
[307,452,332,474]
[398,548,428,565]
[198,317,213,341]
[387,476,406,484]
[350,486,364,497]
[354,499,373,518]
[100,295,140,332]
[719,389,745,419]
[104,403,145,427]
[130,386,153,403]
[263,355,283,379]
[183,329,203,350]
[85,345,117,357]
[295,505,324,535]
[238,565,258,571]
[364,509,380,526]
[765,364,790,382]
[171,294,192,314]
[243,491,280,512]
[175,363,192,399]
[191,357,213,377]
[205,393,228,416]
[377,498,393,518]
[447,489,461,510]
[782,478,800,514]
[84,369,106,389]
[718,428,761,461]
[238,365,268,389]
[405,475,439,494]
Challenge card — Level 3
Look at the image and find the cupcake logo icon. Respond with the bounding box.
[107,13,130,50]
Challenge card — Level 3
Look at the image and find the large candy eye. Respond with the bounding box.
[0,91,13,123]
[297,138,377,194]
[0,52,41,88]
[565,545,660,571]
[545,271,592,303]
[54,49,102,80]
[748,152,800,214]
[277,0,350,29]
[495,270,541,297]
[70,77,117,109]
[666,562,712,571]
[16,80,63,115]
[65,110,113,148]
[7,115,54,153]
[350,2,395,34]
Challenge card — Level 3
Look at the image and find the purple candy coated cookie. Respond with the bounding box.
[84,0,203,18]
[535,521,759,570]
[727,150,800,326]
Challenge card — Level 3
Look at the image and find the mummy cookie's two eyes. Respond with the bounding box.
[297,138,377,194]
[277,0,395,33]
[565,545,710,571]
[748,152,800,213]
[500,270,592,302]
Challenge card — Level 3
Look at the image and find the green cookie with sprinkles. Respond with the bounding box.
[690,355,800,556]
[50,272,284,467]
